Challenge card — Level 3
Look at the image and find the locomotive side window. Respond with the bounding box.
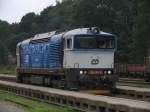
[67,38,72,49]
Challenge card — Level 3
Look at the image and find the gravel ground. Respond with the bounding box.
[0,101,26,112]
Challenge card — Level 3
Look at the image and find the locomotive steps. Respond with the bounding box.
[0,80,150,112]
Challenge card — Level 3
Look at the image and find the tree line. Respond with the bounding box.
[0,0,149,64]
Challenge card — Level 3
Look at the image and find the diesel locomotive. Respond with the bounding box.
[16,27,117,94]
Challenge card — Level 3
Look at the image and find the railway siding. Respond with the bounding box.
[117,86,150,101]
[0,81,150,112]
[0,74,16,82]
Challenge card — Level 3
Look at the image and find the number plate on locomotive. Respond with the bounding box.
[88,70,103,75]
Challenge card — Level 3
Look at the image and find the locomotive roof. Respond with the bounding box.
[20,38,31,45]
[20,27,115,45]
[64,28,115,37]
[32,31,56,41]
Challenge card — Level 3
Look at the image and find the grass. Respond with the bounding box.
[0,65,16,75]
[0,91,73,112]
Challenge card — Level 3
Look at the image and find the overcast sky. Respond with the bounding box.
[0,0,56,24]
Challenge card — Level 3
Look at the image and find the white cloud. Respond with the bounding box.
[0,0,56,23]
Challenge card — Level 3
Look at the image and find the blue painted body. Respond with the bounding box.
[30,43,43,68]
[48,36,63,68]
[20,36,63,69]
[20,40,31,68]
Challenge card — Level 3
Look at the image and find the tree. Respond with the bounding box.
[20,13,39,35]
[0,0,149,64]
[133,0,150,63]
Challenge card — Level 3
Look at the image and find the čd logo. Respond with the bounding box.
[91,59,99,65]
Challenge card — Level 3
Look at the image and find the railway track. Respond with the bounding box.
[119,78,150,84]
[0,74,16,82]
[0,74,150,102]
[118,78,150,88]
[0,80,150,112]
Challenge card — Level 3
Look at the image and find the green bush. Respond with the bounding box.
[0,65,16,75]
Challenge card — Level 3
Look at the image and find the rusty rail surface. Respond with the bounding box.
[0,80,150,112]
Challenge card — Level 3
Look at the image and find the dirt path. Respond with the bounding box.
[0,101,26,112]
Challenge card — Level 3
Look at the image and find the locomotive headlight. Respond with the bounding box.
[84,70,87,74]
[104,71,107,74]
[107,70,112,75]
[80,70,83,74]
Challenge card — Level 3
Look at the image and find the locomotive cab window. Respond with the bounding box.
[75,36,115,49]
[66,38,72,49]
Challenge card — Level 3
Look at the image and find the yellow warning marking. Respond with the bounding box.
[79,89,111,94]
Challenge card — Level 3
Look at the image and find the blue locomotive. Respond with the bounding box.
[16,27,117,94]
